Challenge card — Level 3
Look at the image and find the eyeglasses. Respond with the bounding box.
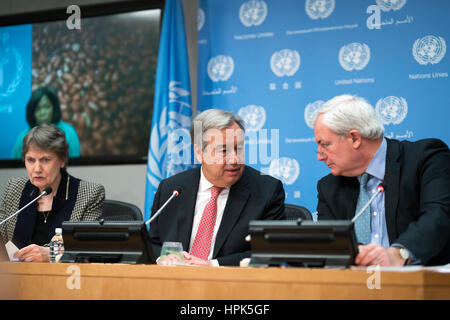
[314,150,326,158]
[315,142,331,157]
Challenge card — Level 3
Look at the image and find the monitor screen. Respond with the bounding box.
[248,220,359,268]
[0,2,162,166]
[60,220,155,264]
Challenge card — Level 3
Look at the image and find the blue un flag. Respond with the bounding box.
[144,0,194,222]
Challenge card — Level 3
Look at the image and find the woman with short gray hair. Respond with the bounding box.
[0,124,104,262]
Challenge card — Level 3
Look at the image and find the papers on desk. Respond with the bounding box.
[375,266,423,272]
[351,264,450,273]
[378,264,450,273]
[239,258,251,267]
[5,241,19,262]
[351,265,420,272]
[424,263,450,273]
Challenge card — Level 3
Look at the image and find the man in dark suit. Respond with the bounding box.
[149,109,285,266]
[313,94,450,266]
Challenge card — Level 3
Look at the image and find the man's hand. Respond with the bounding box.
[14,244,50,262]
[157,252,185,266]
[182,251,212,266]
[355,243,406,266]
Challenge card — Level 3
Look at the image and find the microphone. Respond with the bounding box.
[0,186,53,226]
[43,186,53,195]
[351,184,385,224]
[145,188,182,226]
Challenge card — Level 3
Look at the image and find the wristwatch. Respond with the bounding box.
[399,248,411,265]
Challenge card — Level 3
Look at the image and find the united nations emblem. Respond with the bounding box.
[239,0,268,27]
[412,35,446,65]
[166,127,193,177]
[238,105,266,131]
[305,0,335,20]
[0,32,24,101]
[207,55,234,82]
[148,81,194,188]
[198,8,205,31]
[375,0,407,12]
[339,42,371,71]
[270,49,301,77]
[375,96,408,125]
[269,157,300,185]
[304,100,325,128]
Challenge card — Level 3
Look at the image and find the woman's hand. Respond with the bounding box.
[13,244,50,262]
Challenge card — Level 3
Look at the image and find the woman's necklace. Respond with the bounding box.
[41,211,51,223]
[37,188,54,223]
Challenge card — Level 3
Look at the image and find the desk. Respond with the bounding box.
[1,262,449,300]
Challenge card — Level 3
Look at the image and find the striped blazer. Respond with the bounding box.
[0,171,104,248]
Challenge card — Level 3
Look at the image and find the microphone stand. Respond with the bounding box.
[0,189,51,226]
[145,190,180,226]
[351,185,385,224]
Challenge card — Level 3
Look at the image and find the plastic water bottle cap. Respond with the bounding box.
[55,228,62,234]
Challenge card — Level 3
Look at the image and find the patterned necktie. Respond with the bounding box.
[354,173,371,245]
[190,186,223,260]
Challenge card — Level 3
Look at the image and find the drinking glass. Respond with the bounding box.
[158,241,185,266]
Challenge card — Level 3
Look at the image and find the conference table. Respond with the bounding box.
[1,262,449,300]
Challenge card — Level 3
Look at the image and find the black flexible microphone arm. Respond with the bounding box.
[351,184,385,224]
[0,186,52,226]
[145,189,181,226]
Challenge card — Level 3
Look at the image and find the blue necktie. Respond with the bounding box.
[354,173,371,244]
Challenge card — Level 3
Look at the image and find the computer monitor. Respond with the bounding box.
[60,220,155,264]
[248,220,358,268]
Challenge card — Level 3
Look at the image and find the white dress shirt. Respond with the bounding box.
[189,168,230,265]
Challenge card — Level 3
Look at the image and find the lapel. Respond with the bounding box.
[344,177,360,220]
[12,182,39,248]
[213,167,250,257]
[383,139,401,242]
[177,167,201,251]
[49,172,79,235]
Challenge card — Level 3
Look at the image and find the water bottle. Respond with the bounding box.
[49,228,64,263]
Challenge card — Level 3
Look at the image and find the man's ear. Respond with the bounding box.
[348,130,362,149]
[193,144,203,163]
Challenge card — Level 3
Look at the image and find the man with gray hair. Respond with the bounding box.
[314,94,450,266]
[149,109,285,266]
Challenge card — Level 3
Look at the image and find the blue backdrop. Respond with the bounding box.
[0,24,32,159]
[197,0,450,216]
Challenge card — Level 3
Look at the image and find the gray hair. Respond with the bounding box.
[22,124,69,167]
[312,94,384,140]
[190,109,245,150]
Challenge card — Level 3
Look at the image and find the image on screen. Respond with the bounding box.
[0,6,161,164]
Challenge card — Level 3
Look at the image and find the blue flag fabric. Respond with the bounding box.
[144,0,194,222]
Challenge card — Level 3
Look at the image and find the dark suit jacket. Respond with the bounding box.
[317,138,450,266]
[149,165,286,266]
